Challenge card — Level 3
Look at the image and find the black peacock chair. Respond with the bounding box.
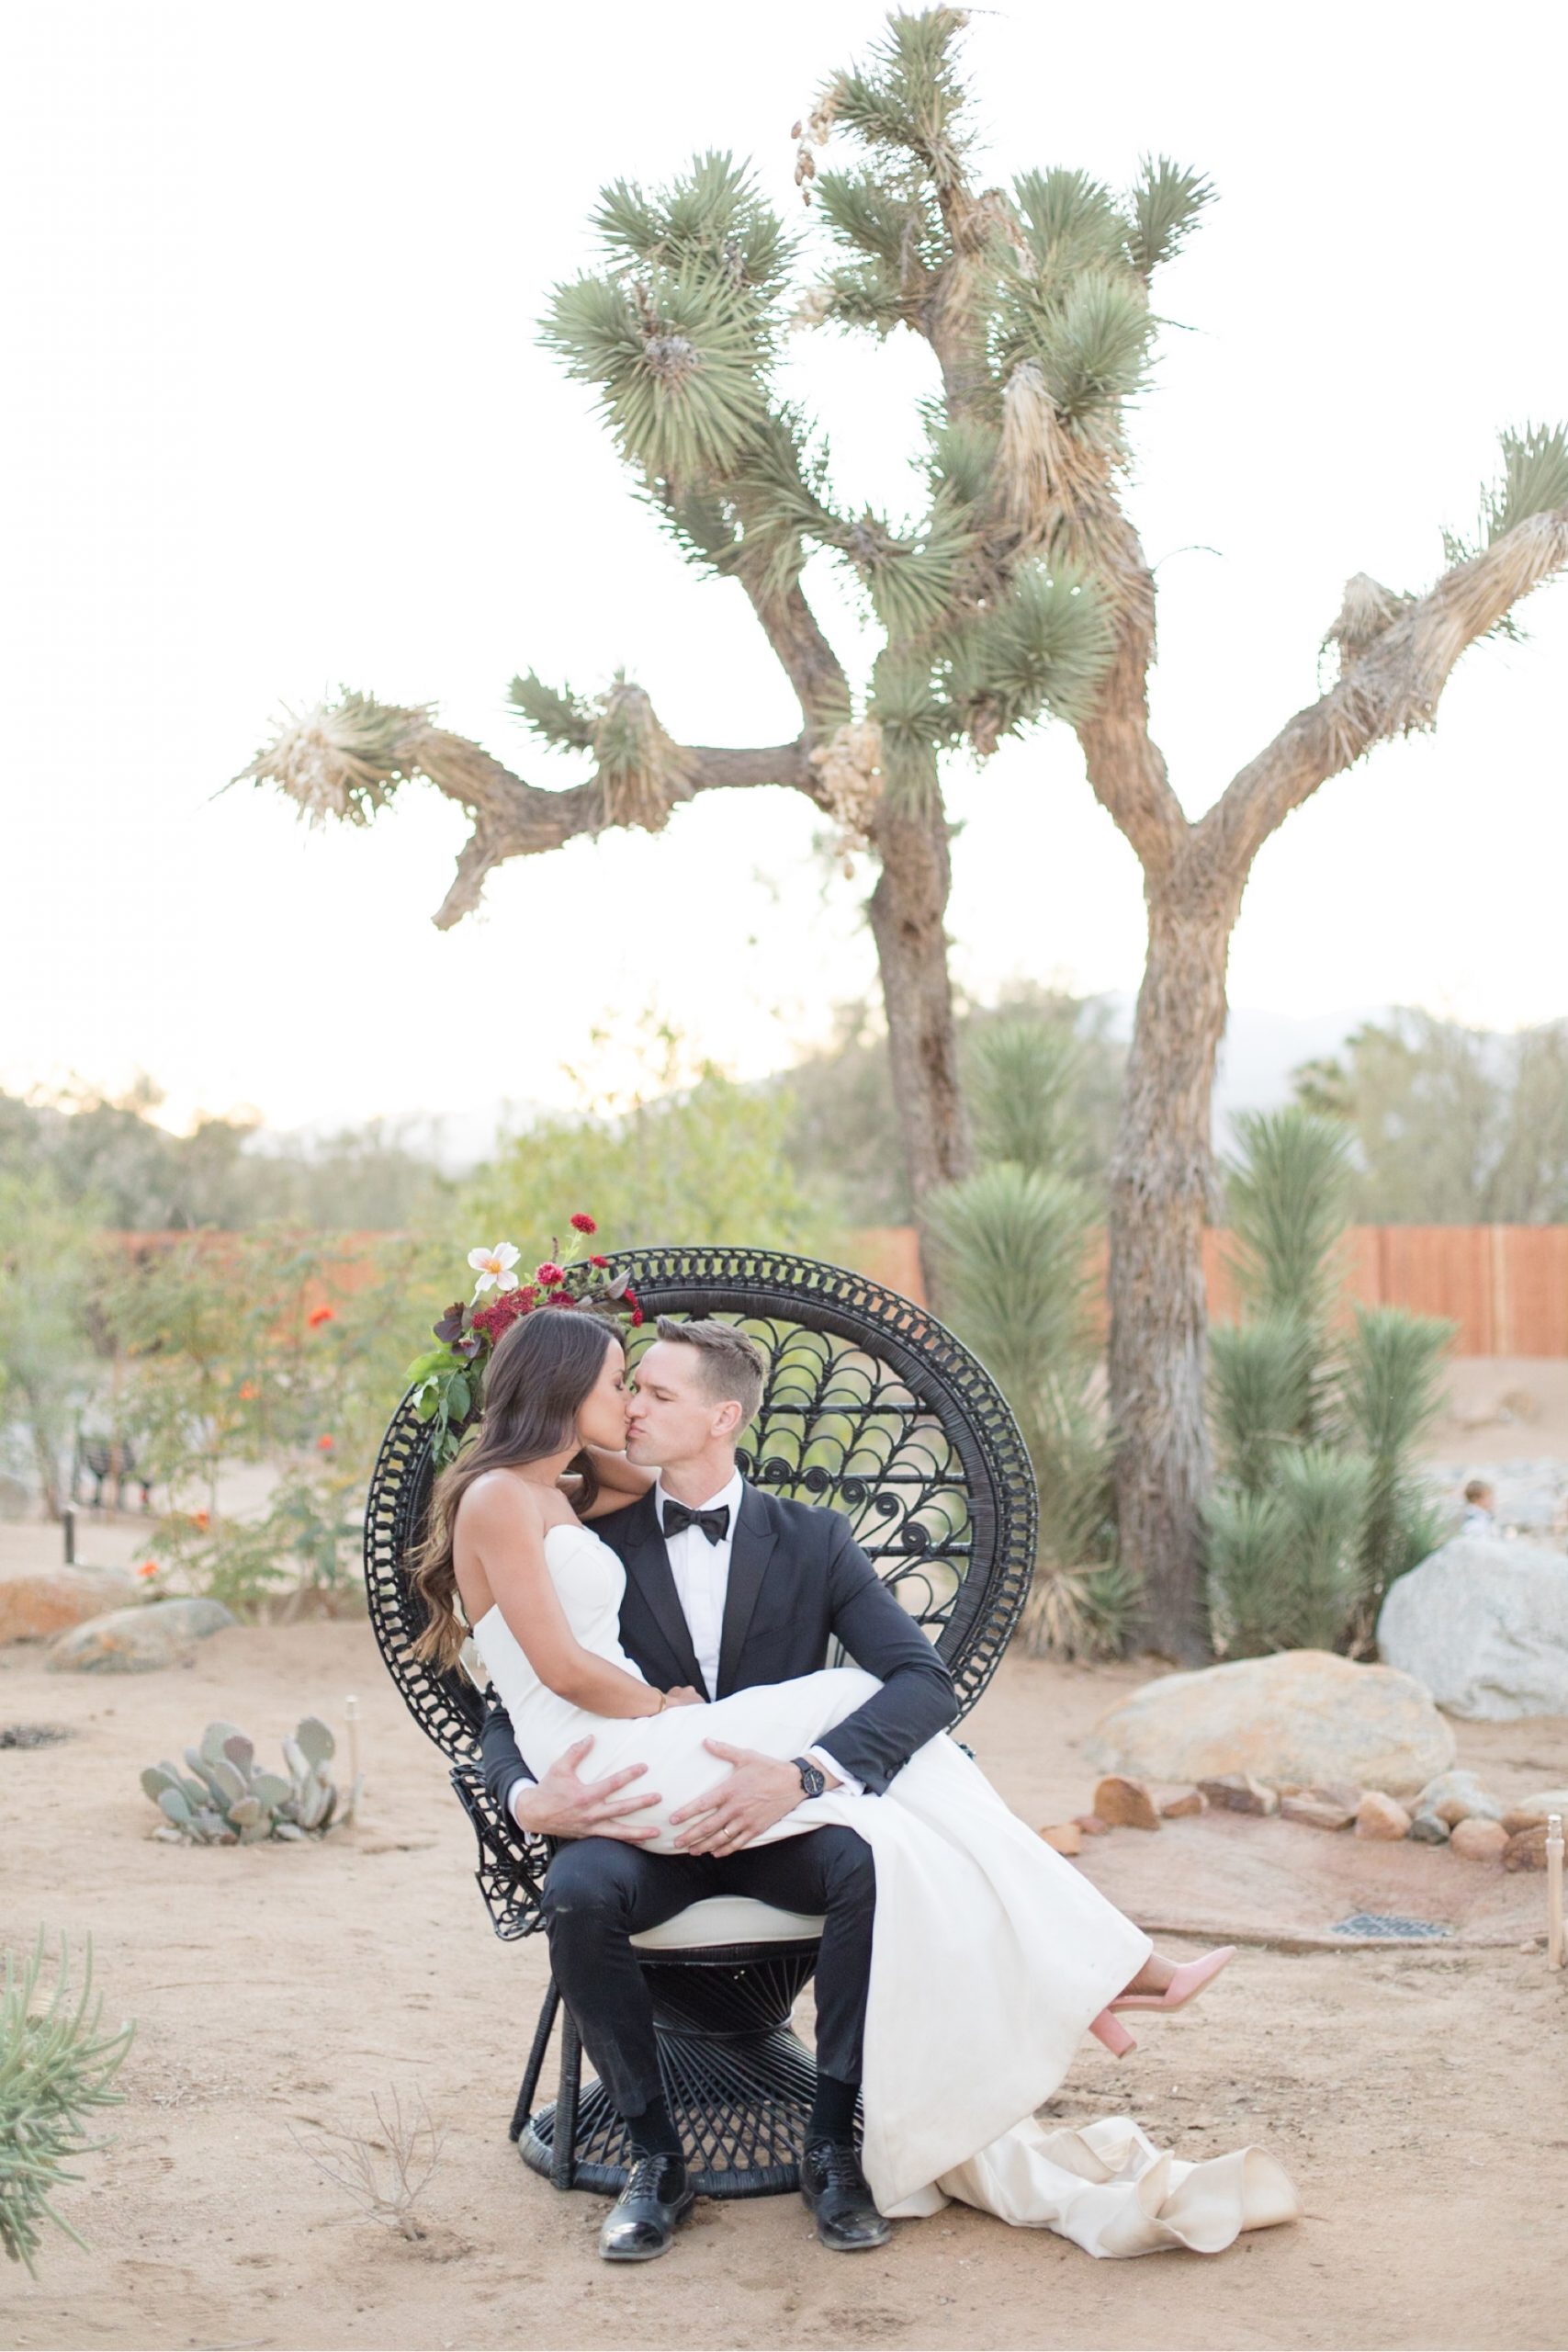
[363,1246,1037,2201]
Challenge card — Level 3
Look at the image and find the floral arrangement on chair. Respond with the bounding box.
[404,1214,639,1467]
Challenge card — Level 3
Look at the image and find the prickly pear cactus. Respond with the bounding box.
[142,1716,358,1846]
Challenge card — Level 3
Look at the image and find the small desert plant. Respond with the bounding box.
[1205,1109,1454,1655]
[1332,1306,1453,1647]
[0,1933,133,2275]
[142,1716,358,1844]
[291,2086,446,2241]
[927,1113,1125,1657]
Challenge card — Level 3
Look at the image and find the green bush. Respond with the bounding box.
[1205,1109,1454,1657]
[926,1125,1129,1659]
[0,1934,132,2275]
[108,1229,442,1618]
[462,1051,833,1261]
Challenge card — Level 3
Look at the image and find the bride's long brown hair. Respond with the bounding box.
[409,1308,620,1673]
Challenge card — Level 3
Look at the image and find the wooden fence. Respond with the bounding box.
[108,1225,1568,1356]
[851,1227,1568,1356]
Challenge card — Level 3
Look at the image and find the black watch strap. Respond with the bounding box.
[792,1753,827,1799]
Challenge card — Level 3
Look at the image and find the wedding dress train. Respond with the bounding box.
[473,1522,1299,2257]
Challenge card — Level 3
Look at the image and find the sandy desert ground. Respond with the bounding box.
[4,1358,1567,2351]
[3,1618,1566,2352]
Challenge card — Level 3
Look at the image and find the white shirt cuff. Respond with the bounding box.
[807,1744,863,1797]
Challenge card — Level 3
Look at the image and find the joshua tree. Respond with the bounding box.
[240,9,1196,1240]
[241,7,1568,1657]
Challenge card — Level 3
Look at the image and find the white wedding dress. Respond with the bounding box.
[473,1522,1299,2256]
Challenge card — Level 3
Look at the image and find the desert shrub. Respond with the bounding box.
[0,1934,132,2275]
[107,1229,442,1616]
[926,1039,1129,1659]
[1205,1109,1453,1656]
[0,1171,102,1518]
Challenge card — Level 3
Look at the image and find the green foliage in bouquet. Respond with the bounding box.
[405,1213,636,1469]
[0,1933,132,2275]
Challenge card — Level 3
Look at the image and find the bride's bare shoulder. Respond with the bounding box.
[459,1468,553,1531]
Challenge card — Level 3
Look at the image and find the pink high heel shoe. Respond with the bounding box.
[1108,1946,1236,2016]
[1089,2008,1137,2057]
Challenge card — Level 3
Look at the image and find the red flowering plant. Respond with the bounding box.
[403,1214,641,1466]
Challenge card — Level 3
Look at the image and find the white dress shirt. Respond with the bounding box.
[655,1471,862,1796]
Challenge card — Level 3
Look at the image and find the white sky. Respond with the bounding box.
[4,0,1565,1143]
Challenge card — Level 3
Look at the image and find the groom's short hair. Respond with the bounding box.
[655,1317,766,1425]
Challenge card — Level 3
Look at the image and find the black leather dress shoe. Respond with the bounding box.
[598,2153,695,2261]
[799,2138,891,2250]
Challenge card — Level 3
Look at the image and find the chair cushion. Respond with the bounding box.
[629,1895,825,1951]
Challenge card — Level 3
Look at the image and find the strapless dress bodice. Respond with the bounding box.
[471,1521,644,1726]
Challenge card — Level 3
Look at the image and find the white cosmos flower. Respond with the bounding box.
[468,1242,521,1296]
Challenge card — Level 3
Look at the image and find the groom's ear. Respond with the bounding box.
[711,1397,744,1440]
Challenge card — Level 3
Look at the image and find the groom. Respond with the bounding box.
[478,1317,959,2261]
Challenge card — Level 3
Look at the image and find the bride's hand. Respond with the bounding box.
[663,1685,704,1709]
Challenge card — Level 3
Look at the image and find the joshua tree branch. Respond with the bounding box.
[240,700,818,930]
[1071,511,1190,881]
[1198,507,1568,877]
[739,578,854,738]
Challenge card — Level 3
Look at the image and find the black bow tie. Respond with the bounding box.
[661,1499,731,1546]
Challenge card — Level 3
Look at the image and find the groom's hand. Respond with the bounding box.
[512,1736,663,1843]
[670,1740,823,1855]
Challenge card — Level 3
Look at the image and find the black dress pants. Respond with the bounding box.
[541,1826,876,2119]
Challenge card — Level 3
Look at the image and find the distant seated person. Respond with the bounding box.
[1459,1477,1497,1537]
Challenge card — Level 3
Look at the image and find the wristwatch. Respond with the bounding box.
[792,1754,828,1800]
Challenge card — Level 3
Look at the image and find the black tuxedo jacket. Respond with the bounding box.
[477,1478,958,1819]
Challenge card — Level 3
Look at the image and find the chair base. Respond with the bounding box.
[515,1945,851,2200]
[519,2018,820,2199]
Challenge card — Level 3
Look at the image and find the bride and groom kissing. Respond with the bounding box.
[410,1306,1298,2264]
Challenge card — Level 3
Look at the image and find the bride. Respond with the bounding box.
[411,1305,1298,2259]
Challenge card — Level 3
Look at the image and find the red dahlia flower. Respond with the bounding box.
[570,1213,597,1234]
[536,1262,566,1286]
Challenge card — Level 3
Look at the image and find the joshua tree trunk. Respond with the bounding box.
[1106,872,1240,1660]
[867,795,973,1218]
[1077,506,1568,1657]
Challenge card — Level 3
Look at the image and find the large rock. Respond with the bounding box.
[47,1597,235,1673]
[1377,1538,1568,1719]
[1085,1650,1454,1800]
[0,1567,136,1645]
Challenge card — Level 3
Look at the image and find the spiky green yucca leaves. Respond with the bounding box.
[925,1159,1125,1655]
[942,565,1113,745]
[1224,1106,1353,1339]
[508,673,595,752]
[1124,156,1215,282]
[966,1019,1084,1178]
[543,266,775,483]
[1205,1111,1456,1656]
[1457,423,1568,556]
[826,6,977,192]
[1,1934,132,2275]
[1208,1311,1316,1490]
[1205,1449,1370,1656]
[925,1161,1094,1406]
[543,153,794,490]
[1335,1306,1454,1642]
[594,151,794,290]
